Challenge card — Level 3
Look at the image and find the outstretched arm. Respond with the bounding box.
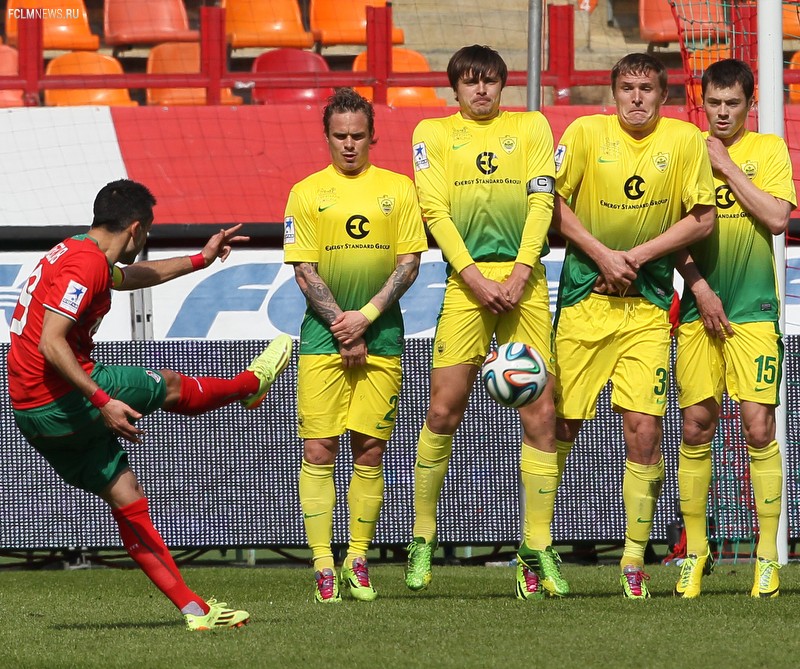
[330,252,421,346]
[114,224,249,290]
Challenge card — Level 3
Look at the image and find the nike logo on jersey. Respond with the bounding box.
[318,203,335,212]
[597,157,618,163]
[451,142,470,150]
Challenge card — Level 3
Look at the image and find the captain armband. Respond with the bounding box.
[526,176,555,195]
[111,265,125,289]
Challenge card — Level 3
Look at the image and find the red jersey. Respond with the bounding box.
[7,235,113,409]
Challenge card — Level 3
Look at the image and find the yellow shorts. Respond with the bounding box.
[432,260,554,371]
[554,293,671,419]
[675,319,782,408]
[297,353,402,441]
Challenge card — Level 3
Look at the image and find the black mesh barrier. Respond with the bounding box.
[1,338,798,549]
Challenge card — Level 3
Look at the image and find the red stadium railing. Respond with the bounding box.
[0,4,687,107]
[1,4,798,106]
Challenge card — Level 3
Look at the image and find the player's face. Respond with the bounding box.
[455,71,503,121]
[326,111,372,176]
[613,69,667,139]
[703,81,753,145]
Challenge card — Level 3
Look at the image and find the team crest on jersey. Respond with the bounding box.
[283,216,295,245]
[554,144,566,171]
[317,187,337,213]
[413,142,429,171]
[742,160,758,180]
[500,135,517,154]
[599,139,620,163]
[652,152,670,172]
[60,280,88,315]
[378,195,395,216]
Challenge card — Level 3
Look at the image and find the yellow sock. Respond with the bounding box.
[412,424,453,542]
[621,458,664,569]
[299,459,336,572]
[520,443,559,550]
[678,442,712,556]
[555,439,574,484]
[749,440,782,562]
[345,463,384,566]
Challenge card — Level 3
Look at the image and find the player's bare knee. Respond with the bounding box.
[741,422,774,449]
[303,439,338,465]
[159,369,182,407]
[352,440,386,467]
[555,417,582,443]
[425,405,463,435]
[682,417,715,446]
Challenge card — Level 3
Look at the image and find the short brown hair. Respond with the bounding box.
[447,45,508,90]
[611,53,667,93]
[322,87,375,138]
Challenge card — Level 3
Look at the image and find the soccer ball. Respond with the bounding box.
[480,342,548,408]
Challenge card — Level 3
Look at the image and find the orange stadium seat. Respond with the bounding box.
[0,45,25,108]
[639,0,726,47]
[251,48,334,104]
[789,51,800,103]
[104,0,200,53]
[44,51,138,107]
[352,48,446,107]
[784,4,800,40]
[686,44,731,106]
[310,0,404,48]
[6,0,100,51]
[146,42,243,106]
[223,0,315,49]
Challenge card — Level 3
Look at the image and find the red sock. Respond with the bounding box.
[168,371,258,415]
[112,498,208,614]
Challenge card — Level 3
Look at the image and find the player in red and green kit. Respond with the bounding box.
[406,44,565,601]
[674,59,796,599]
[551,53,716,598]
[284,88,426,603]
[7,179,292,630]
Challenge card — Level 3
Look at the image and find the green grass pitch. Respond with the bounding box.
[2,563,799,669]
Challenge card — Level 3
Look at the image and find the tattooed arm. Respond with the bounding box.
[293,262,343,326]
[330,252,421,346]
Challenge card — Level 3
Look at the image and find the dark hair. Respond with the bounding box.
[447,44,508,90]
[701,58,755,100]
[322,87,375,138]
[611,53,668,93]
[92,179,156,232]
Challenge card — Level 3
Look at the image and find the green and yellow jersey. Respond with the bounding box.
[412,110,555,274]
[284,164,427,356]
[681,130,796,324]
[556,114,715,310]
